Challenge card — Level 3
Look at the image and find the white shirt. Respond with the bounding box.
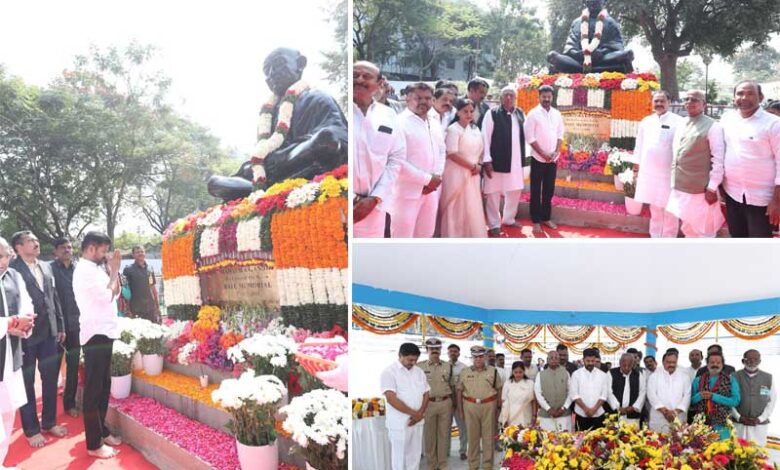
[719,108,780,206]
[524,105,565,163]
[534,368,572,412]
[73,259,119,345]
[481,106,526,193]
[646,368,691,413]
[569,367,610,417]
[429,107,455,129]
[397,109,446,199]
[380,360,430,430]
[608,370,646,412]
[634,111,685,207]
[0,269,34,418]
[353,101,406,214]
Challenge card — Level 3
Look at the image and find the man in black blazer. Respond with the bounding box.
[10,231,66,447]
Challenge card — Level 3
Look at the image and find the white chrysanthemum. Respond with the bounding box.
[113,340,136,358]
[236,217,262,252]
[213,372,286,409]
[618,168,635,185]
[199,227,221,258]
[620,78,639,90]
[178,341,198,365]
[554,76,573,88]
[281,389,349,459]
[199,208,223,227]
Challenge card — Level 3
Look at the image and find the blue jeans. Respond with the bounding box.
[20,336,60,437]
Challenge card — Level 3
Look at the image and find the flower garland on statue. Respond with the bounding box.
[250,79,310,184]
[580,8,607,69]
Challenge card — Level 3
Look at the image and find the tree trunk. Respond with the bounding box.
[656,54,680,101]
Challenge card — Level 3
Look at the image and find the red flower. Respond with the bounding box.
[712,454,730,466]
[638,457,650,468]
[737,438,750,447]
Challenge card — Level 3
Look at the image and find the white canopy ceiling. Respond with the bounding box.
[353,242,780,314]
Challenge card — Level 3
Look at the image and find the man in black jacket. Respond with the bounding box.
[10,231,66,447]
[608,353,646,427]
[50,237,81,417]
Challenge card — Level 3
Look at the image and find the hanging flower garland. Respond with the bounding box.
[547,325,595,345]
[494,324,544,343]
[515,87,538,114]
[602,326,645,344]
[161,232,197,280]
[250,79,310,184]
[720,316,780,340]
[658,322,714,344]
[586,89,605,109]
[427,316,482,340]
[580,8,607,69]
[504,341,532,355]
[611,90,652,121]
[351,305,419,335]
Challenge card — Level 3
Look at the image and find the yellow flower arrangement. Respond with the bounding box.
[264,178,309,197]
[317,175,344,203]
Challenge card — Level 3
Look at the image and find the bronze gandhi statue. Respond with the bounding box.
[207,47,348,202]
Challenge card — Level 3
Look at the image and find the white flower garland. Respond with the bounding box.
[276,268,347,307]
[163,276,202,306]
[236,217,262,253]
[198,208,223,227]
[580,8,607,68]
[554,76,573,88]
[285,182,319,209]
[587,89,605,108]
[610,119,639,138]
[620,78,639,90]
[199,227,221,258]
[251,80,310,184]
[556,89,574,107]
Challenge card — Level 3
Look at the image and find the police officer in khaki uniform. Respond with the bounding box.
[457,345,503,470]
[418,338,454,470]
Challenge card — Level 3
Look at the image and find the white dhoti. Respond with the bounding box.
[666,189,725,238]
[391,192,440,238]
[1,325,28,465]
[648,204,679,238]
[734,423,769,447]
[354,208,387,238]
[484,190,522,229]
[387,424,424,470]
[648,409,685,435]
[539,415,572,433]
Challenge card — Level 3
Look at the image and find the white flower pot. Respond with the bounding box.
[142,354,164,376]
[110,374,132,399]
[614,175,624,191]
[132,351,143,370]
[236,439,277,470]
[624,196,643,216]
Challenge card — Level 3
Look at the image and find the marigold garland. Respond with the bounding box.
[351,305,419,335]
[271,197,347,269]
[611,89,652,121]
[547,325,596,344]
[658,322,715,344]
[427,316,482,339]
[495,324,544,343]
[516,88,538,114]
[161,232,197,280]
[720,316,780,340]
[602,326,645,344]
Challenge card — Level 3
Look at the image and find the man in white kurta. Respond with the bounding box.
[0,237,35,464]
[665,90,726,238]
[482,86,526,236]
[392,83,446,238]
[569,348,611,431]
[525,85,565,233]
[732,350,776,446]
[380,342,430,470]
[634,91,685,237]
[535,351,572,432]
[646,351,691,434]
[353,61,406,238]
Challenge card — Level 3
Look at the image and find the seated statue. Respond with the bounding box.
[208,47,348,202]
[547,0,634,74]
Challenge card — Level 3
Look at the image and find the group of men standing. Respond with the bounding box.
[353,60,565,238]
[381,340,775,470]
[634,81,780,237]
[0,231,161,463]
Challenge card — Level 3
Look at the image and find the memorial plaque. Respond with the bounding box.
[200,264,280,309]
[562,111,610,140]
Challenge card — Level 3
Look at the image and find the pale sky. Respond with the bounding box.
[0,0,344,155]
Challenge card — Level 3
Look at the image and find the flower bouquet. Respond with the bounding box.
[282,389,349,470]
[212,372,287,470]
[135,320,169,375]
[352,398,385,420]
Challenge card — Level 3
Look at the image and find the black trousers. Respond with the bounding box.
[575,414,605,431]
[724,192,773,237]
[62,329,81,411]
[530,158,557,223]
[82,334,113,450]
